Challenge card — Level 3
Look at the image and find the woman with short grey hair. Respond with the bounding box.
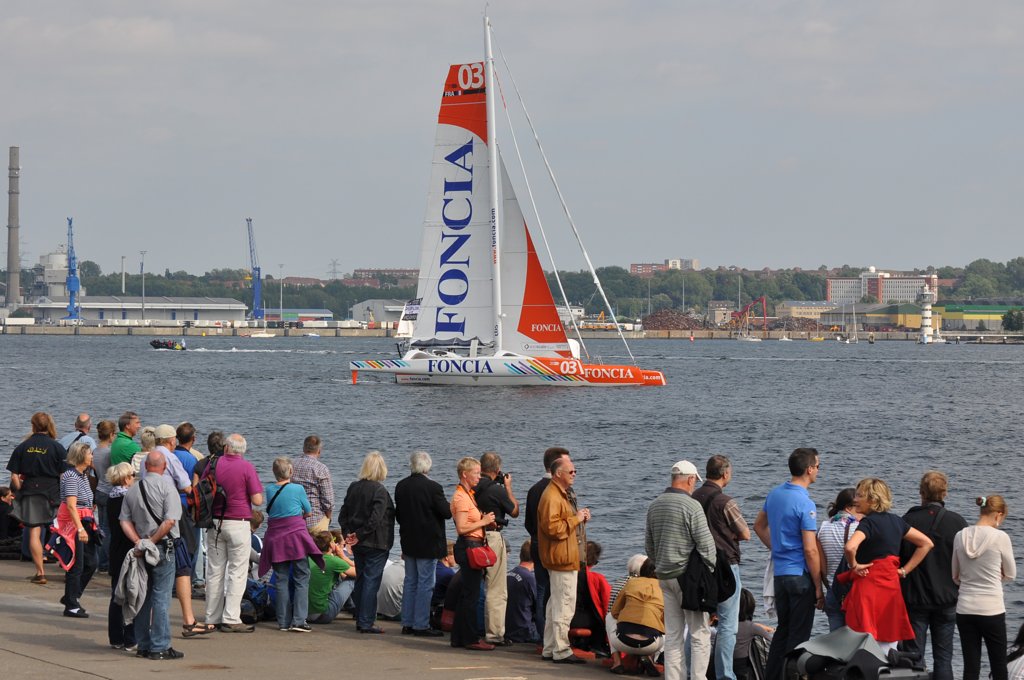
[259,456,323,632]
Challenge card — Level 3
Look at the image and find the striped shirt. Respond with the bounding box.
[817,513,859,577]
[60,468,94,507]
[291,454,334,530]
[645,487,716,580]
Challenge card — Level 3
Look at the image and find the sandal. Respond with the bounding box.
[182,622,215,637]
[30,574,47,585]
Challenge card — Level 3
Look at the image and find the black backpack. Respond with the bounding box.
[679,545,719,613]
[187,454,227,529]
[693,486,738,605]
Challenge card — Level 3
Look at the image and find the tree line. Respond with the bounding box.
[7,256,1022,320]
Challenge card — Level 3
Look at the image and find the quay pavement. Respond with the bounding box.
[0,559,597,680]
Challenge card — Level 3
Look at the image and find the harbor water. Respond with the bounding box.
[2,334,1021,651]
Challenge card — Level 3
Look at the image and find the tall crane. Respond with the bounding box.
[64,217,81,320]
[246,217,264,320]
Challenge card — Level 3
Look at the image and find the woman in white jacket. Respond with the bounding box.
[952,494,1016,680]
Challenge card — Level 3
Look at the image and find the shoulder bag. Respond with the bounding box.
[462,487,497,570]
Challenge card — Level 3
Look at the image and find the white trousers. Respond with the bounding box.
[483,531,508,643]
[204,520,251,625]
[660,577,711,680]
[543,568,578,660]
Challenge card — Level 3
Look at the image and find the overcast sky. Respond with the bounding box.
[2,1,1021,279]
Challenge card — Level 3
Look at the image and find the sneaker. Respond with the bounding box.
[148,648,185,660]
[279,626,289,631]
[553,655,586,664]
[135,649,150,658]
[125,644,138,653]
[290,624,312,633]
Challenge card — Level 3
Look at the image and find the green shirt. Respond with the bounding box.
[110,431,141,466]
[308,553,350,615]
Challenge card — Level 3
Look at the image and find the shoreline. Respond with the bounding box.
[1,326,1020,342]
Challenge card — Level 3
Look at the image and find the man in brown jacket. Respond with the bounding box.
[537,457,590,664]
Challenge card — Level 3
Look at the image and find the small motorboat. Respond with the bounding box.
[150,339,187,351]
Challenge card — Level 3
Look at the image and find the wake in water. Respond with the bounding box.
[191,347,335,355]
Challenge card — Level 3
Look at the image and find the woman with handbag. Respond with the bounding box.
[450,457,496,651]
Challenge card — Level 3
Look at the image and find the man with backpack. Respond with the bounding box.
[645,460,716,680]
[900,471,967,680]
[692,455,750,680]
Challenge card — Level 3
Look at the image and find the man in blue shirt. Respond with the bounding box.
[754,448,823,680]
[505,540,539,643]
[58,413,97,452]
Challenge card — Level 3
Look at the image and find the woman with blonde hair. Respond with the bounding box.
[338,451,395,634]
[953,495,1016,680]
[840,477,933,654]
[450,456,496,651]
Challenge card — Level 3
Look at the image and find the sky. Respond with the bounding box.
[2,1,1022,280]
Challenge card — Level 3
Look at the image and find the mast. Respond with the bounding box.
[484,14,503,350]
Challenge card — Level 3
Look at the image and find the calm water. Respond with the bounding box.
[2,334,1022,644]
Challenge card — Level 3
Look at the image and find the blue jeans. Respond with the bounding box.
[273,558,311,628]
[402,556,438,630]
[765,573,815,680]
[352,546,388,630]
[312,578,356,623]
[714,565,742,680]
[824,587,846,631]
[907,606,956,680]
[134,542,175,653]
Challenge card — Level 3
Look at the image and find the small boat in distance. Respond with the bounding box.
[349,16,665,386]
[150,339,186,351]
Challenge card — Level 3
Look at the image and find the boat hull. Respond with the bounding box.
[350,355,665,387]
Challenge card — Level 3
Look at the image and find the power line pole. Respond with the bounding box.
[140,250,147,323]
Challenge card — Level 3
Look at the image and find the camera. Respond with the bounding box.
[495,470,510,485]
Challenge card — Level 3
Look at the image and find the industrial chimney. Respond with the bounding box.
[6,147,20,307]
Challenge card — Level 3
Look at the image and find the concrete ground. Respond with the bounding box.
[0,558,605,679]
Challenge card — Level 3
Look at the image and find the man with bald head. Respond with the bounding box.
[59,413,98,452]
[119,451,184,660]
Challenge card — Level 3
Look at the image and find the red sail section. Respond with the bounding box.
[517,226,570,355]
[438,63,488,144]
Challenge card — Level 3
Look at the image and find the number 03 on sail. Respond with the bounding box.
[350,17,665,387]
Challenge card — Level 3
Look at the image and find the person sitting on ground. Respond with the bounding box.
[308,531,357,624]
[570,540,611,655]
[248,510,264,579]
[0,486,22,541]
[734,588,773,680]
[431,540,457,630]
[607,556,664,676]
[1007,620,1024,680]
[505,539,539,643]
[377,556,405,621]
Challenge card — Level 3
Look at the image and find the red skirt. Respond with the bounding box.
[840,554,914,643]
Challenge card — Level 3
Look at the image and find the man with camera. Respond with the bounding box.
[475,451,519,646]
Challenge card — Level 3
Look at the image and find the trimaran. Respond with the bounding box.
[350,15,665,386]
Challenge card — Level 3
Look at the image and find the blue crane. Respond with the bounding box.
[64,217,81,320]
[246,217,264,320]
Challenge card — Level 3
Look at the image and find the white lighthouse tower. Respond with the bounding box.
[917,283,938,344]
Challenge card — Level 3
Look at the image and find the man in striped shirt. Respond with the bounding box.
[645,460,716,680]
[291,435,334,532]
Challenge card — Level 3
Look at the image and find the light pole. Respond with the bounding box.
[278,264,284,328]
[140,250,147,323]
[121,255,126,294]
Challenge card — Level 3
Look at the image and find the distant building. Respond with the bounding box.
[265,308,334,323]
[820,303,935,331]
[29,296,247,324]
[630,258,699,278]
[351,268,419,288]
[29,247,86,299]
[935,300,1024,331]
[350,298,406,325]
[280,276,324,288]
[775,300,839,320]
[826,267,938,305]
[706,300,734,325]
